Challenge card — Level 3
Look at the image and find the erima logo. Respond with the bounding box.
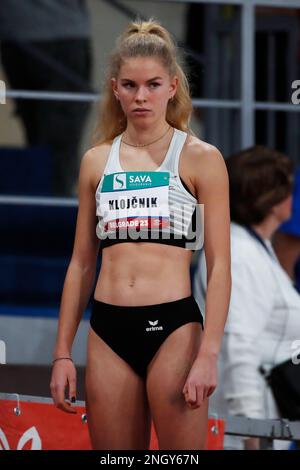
[113,173,126,190]
[146,320,163,332]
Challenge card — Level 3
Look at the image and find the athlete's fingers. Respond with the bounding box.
[186,382,197,407]
[57,400,77,414]
[51,382,65,407]
[53,384,77,414]
[197,386,205,406]
[68,376,77,404]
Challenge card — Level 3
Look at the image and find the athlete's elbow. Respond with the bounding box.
[207,260,231,286]
[69,256,97,275]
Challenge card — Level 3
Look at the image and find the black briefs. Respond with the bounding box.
[89,294,204,379]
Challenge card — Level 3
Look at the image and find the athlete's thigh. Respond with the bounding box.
[146,323,208,450]
[85,327,151,450]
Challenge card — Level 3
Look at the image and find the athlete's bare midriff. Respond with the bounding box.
[94,242,193,306]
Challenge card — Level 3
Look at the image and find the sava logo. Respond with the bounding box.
[146,320,163,332]
[129,175,152,184]
[113,173,126,190]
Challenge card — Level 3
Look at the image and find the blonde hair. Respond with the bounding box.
[92,18,194,145]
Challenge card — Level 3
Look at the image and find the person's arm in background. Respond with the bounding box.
[194,236,276,448]
[50,149,101,413]
[222,246,276,449]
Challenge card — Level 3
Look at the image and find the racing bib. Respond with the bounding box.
[99,171,170,237]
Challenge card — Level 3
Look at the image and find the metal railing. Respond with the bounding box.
[1,0,299,204]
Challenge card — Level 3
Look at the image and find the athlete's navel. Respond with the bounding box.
[129,277,136,288]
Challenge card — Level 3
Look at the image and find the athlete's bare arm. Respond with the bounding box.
[192,138,231,357]
[50,147,105,412]
[182,138,231,408]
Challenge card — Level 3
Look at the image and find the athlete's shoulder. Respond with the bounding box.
[83,139,114,164]
[81,140,114,190]
[183,133,225,177]
[184,134,223,163]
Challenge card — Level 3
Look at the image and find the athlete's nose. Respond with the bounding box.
[135,86,147,103]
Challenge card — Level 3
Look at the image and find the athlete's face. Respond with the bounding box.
[111,56,178,124]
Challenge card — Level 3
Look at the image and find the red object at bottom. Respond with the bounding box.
[0,400,224,450]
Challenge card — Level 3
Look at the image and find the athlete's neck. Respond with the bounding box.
[124,121,171,146]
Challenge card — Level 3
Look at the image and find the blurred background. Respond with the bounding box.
[0,0,299,399]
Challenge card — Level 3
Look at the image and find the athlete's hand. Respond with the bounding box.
[182,353,217,409]
[50,359,77,413]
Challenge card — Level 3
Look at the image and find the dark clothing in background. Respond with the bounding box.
[0,0,90,41]
[185,3,205,99]
[0,0,92,196]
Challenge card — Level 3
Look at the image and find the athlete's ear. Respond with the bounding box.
[169,75,178,98]
[111,77,119,100]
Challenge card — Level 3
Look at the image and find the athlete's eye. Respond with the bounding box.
[122,83,135,89]
[149,82,160,88]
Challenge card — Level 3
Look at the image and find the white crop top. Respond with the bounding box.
[95,127,203,251]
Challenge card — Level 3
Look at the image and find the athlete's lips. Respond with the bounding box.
[132,108,151,112]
